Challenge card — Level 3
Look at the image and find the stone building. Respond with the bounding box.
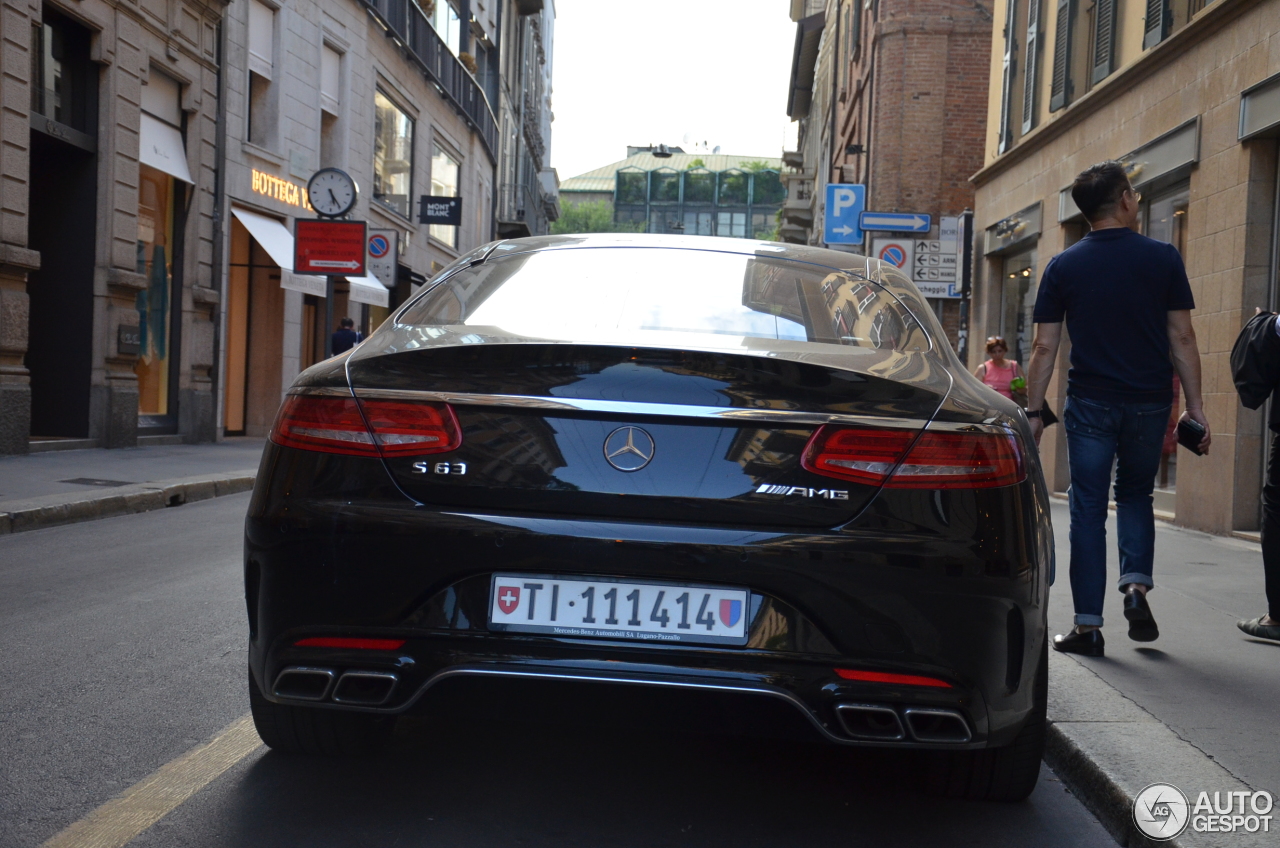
[0,0,226,454]
[971,0,1280,535]
[216,0,554,438]
[780,0,993,349]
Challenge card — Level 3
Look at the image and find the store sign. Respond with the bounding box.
[252,168,313,211]
[367,229,398,288]
[294,220,367,275]
[418,195,462,226]
[984,203,1042,255]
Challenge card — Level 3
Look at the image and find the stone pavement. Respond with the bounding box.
[0,439,265,534]
[1045,499,1277,846]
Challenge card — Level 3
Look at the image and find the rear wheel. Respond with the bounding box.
[919,638,1047,802]
[248,667,395,755]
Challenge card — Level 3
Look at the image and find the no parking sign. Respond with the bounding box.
[367,229,398,289]
[872,238,914,279]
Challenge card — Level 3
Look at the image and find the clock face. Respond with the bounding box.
[307,168,357,217]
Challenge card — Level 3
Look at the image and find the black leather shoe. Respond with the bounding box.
[1237,617,1280,642]
[1053,628,1105,657]
[1123,586,1159,642]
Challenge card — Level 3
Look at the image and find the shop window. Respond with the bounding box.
[136,165,176,417]
[373,90,414,218]
[999,251,1038,367]
[430,143,460,247]
[320,44,344,167]
[430,0,462,55]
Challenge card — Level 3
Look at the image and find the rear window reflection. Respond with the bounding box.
[398,248,929,351]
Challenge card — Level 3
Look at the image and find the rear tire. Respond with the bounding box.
[248,667,395,755]
[919,638,1047,802]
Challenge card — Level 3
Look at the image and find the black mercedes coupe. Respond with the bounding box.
[245,234,1053,801]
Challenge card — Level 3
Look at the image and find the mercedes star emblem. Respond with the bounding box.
[603,426,655,472]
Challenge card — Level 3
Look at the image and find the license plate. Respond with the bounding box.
[488,574,750,646]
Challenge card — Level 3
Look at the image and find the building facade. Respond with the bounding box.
[559,150,786,239]
[216,0,553,439]
[781,0,993,349]
[972,0,1280,534]
[0,0,226,454]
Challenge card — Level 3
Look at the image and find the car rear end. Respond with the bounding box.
[244,237,1050,796]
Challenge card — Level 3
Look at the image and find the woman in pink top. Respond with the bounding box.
[973,336,1023,401]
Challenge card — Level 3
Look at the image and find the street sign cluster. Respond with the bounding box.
[870,215,964,299]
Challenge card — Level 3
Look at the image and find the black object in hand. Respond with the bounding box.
[1177,417,1206,456]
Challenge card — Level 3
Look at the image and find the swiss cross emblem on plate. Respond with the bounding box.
[496,586,521,615]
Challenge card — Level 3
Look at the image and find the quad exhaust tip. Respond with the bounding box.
[835,702,972,743]
[332,671,398,706]
[273,667,335,701]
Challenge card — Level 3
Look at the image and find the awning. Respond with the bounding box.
[346,275,390,307]
[230,207,326,296]
[140,113,193,184]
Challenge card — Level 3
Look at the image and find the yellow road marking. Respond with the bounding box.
[41,714,262,848]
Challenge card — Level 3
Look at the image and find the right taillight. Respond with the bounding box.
[270,395,461,457]
[802,425,1024,489]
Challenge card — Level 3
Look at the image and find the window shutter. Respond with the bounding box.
[997,0,1017,154]
[1048,0,1072,111]
[1021,0,1041,134]
[1143,0,1169,49]
[321,45,341,115]
[1091,0,1116,85]
[248,1,274,80]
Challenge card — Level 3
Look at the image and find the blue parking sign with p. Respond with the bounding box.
[824,184,865,245]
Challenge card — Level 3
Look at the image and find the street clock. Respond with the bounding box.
[306,168,358,218]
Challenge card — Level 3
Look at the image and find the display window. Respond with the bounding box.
[135,164,175,417]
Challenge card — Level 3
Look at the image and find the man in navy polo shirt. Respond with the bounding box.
[1024,161,1211,657]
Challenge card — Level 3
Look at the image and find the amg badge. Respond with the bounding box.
[756,484,849,500]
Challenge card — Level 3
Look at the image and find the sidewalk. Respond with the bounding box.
[0,439,265,534]
[1045,499,1277,846]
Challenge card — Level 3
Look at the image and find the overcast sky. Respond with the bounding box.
[549,0,798,180]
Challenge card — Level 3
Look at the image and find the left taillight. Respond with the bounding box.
[270,395,461,457]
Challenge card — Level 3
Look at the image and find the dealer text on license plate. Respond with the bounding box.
[488,574,750,645]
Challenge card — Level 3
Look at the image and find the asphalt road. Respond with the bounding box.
[0,494,1115,848]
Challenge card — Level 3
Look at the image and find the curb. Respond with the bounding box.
[1044,650,1271,847]
[0,470,257,535]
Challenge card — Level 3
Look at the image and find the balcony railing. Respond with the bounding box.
[362,0,498,161]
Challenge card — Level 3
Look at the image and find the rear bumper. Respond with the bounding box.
[246,480,1049,750]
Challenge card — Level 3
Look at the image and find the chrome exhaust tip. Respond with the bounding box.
[272,667,336,701]
[903,707,972,743]
[834,703,906,741]
[332,671,398,706]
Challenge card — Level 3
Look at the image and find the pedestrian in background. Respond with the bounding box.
[331,317,363,355]
[1230,308,1280,642]
[973,336,1025,404]
[1023,161,1211,658]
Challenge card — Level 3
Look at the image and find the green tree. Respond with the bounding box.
[684,158,706,170]
[551,200,645,234]
[739,160,777,172]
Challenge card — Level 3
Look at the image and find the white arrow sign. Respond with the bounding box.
[862,214,930,231]
[308,259,363,270]
[832,224,854,236]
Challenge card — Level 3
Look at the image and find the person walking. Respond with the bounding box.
[331,317,363,355]
[1024,161,1211,657]
[973,336,1025,403]
[1230,308,1280,642]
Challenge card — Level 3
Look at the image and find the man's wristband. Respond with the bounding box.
[1026,409,1042,419]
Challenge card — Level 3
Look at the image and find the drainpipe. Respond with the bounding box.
[211,20,228,442]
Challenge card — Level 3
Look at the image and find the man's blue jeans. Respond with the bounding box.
[1063,395,1172,627]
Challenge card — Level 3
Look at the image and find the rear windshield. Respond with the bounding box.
[398,247,929,351]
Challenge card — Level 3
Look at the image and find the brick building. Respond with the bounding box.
[0,0,227,454]
[971,0,1280,535]
[780,0,993,349]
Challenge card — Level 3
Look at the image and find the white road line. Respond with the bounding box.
[40,715,262,848]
